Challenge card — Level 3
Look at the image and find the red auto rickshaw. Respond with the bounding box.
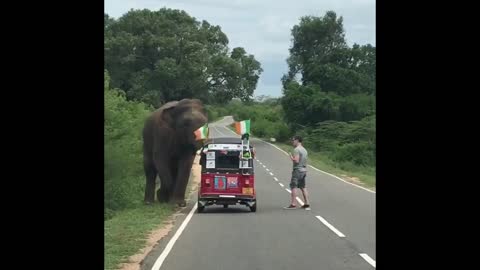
[197,137,256,213]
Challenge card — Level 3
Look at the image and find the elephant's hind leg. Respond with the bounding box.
[156,185,170,203]
[155,158,174,203]
[144,160,157,204]
[158,158,178,203]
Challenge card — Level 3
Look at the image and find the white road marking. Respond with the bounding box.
[296,197,304,205]
[273,177,279,181]
[279,183,284,187]
[359,253,376,268]
[315,216,346,238]
[284,189,305,206]
[151,204,198,270]
[223,126,240,136]
[269,172,274,176]
[213,126,226,136]
[266,168,270,172]
[263,141,289,156]
[262,165,266,168]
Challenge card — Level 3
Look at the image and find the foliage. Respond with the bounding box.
[280,11,375,170]
[281,82,375,125]
[285,11,375,96]
[104,9,262,107]
[208,100,292,142]
[105,70,152,218]
[302,116,375,167]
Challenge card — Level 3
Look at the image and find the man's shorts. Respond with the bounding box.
[290,169,306,189]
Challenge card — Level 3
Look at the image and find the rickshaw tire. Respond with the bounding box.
[197,202,204,213]
[250,202,257,212]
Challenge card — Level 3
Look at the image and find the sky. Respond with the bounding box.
[105,0,375,98]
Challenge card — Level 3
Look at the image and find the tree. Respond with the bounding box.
[281,10,376,130]
[229,47,263,103]
[284,11,375,96]
[287,11,347,85]
[104,8,262,107]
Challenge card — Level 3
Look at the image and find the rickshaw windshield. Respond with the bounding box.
[200,149,241,170]
[200,140,254,173]
[215,151,240,169]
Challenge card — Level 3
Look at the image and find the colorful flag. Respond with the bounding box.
[194,124,209,141]
[235,119,251,135]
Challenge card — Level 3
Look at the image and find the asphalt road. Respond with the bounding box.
[141,116,376,270]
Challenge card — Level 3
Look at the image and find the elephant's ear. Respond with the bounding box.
[160,101,179,111]
[159,101,179,124]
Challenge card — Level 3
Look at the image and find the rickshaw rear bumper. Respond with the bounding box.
[198,195,256,207]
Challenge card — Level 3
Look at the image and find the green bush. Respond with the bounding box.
[252,118,270,138]
[332,142,375,167]
[205,105,219,122]
[275,122,292,141]
[299,116,375,167]
[105,70,152,219]
[222,103,290,141]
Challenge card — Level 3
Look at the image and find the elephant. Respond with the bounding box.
[142,98,208,207]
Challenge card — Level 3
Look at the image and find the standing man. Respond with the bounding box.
[284,135,311,210]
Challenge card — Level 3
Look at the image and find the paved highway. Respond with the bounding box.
[141,116,376,270]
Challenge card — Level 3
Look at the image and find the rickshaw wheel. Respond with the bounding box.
[197,202,205,213]
[249,202,257,212]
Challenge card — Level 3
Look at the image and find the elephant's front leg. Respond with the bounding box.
[171,153,195,207]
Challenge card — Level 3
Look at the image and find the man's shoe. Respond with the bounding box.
[301,204,311,210]
[283,204,297,209]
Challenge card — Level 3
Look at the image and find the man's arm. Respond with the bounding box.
[290,148,300,163]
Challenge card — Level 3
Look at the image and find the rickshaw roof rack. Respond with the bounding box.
[205,137,243,145]
[203,136,253,152]
[206,144,243,151]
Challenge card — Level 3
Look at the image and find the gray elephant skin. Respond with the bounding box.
[143,99,208,206]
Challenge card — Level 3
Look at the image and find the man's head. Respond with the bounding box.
[291,135,302,147]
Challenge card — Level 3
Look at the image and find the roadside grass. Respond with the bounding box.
[105,157,201,270]
[104,203,174,270]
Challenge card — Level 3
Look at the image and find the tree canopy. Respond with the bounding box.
[282,11,376,126]
[105,9,263,107]
[280,11,376,168]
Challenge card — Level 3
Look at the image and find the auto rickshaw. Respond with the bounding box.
[197,137,256,213]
